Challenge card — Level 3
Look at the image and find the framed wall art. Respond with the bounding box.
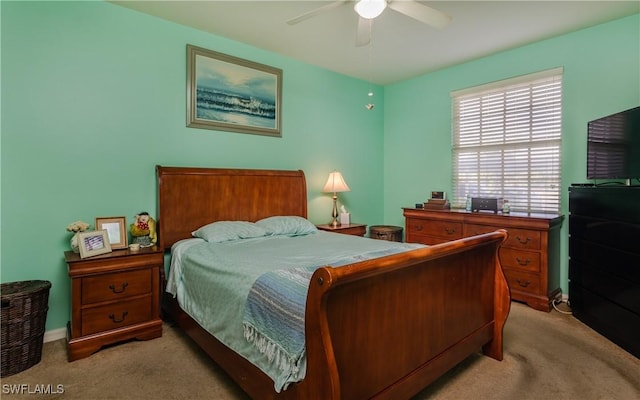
[78,230,112,259]
[95,216,128,249]
[186,44,282,137]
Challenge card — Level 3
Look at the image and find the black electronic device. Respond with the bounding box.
[587,106,640,180]
[471,197,502,213]
[571,183,595,187]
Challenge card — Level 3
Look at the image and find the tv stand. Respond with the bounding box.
[569,186,640,358]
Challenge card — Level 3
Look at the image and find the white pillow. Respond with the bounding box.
[192,221,268,243]
[256,216,318,236]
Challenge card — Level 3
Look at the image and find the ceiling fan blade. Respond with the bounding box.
[388,1,451,29]
[356,17,371,47]
[286,1,349,25]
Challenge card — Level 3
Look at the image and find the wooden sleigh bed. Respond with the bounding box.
[157,165,511,400]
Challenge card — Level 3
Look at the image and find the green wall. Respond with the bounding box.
[0,1,384,331]
[384,13,640,295]
[2,2,639,333]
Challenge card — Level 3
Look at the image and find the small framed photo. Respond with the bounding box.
[78,230,112,259]
[95,216,128,249]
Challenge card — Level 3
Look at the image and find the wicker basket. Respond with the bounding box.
[1,280,51,377]
[369,225,403,242]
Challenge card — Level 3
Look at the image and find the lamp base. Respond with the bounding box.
[330,194,341,227]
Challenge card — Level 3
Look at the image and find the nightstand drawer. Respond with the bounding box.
[406,218,462,241]
[81,295,153,336]
[82,269,152,304]
[499,248,541,273]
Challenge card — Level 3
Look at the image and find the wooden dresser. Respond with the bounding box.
[403,208,564,312]
[65,246,163,361]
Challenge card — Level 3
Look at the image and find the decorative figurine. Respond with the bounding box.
[130,212,157,247]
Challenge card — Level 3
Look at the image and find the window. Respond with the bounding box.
[451,68,563,213]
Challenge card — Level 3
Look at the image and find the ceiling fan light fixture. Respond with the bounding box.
[354,0,387,20]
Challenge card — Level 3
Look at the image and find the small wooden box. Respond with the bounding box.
[423,199,451,210]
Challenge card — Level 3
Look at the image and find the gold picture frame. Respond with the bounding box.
[186,44,282,137]
[78,230,112,259]
[95,216,128,249]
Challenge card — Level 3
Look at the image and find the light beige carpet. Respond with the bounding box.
[1,303,639,399]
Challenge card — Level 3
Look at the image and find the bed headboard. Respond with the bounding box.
[156,166,308,250]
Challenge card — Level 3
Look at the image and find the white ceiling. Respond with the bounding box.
[112,1,639,85]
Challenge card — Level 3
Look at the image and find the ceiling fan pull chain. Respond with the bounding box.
[366,19,375,111]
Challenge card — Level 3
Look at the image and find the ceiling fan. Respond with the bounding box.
[286,0,452,46]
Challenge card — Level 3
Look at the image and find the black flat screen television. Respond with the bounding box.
[587,106,640,180]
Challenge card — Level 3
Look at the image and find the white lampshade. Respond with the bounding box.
[354,0,387,19]
[323,171,351,193]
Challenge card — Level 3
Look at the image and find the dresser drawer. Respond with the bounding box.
[499,248,540,272]
[407,234,448,246]
[505,270,541,295]
[82,269,152,304]
[406,218,463,241]
[81,295,153,336]
[465,224,541,250]
[504,229,541,251]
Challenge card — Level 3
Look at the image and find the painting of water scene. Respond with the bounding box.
[187,45,282,137]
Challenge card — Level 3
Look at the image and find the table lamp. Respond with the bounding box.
[323,170,351,227]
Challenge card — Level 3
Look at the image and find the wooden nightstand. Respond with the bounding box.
[316,223,367,236]
[65,246,163,361]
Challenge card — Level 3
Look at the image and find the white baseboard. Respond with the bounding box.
[43,327,66,343]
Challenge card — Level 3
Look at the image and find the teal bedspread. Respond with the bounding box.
[167,231,424,392]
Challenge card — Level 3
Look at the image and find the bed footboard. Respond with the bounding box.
[297,230,510,400]
[163,230,509,400]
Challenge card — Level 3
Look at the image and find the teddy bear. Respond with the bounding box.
[130,212,157,247]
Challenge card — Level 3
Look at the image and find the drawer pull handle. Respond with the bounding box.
[444,227,456,235]
[109,311,128,323]
[109,282,129,294]
[516,236,531,245]
[515,279,531,288]
[516,257,531,266]
[414,225,423,231]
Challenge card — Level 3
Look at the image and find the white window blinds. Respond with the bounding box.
[451,68,563,213]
